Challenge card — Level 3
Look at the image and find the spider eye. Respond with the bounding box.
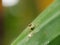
[30,26,35,30]
[28,23,35,30]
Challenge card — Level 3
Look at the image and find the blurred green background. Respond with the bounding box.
[3,0,53,45]
[3,0,38,45]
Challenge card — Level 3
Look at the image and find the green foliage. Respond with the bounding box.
[11,0,60,45]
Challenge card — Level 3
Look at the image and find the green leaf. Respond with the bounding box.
[11,0,60,45]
